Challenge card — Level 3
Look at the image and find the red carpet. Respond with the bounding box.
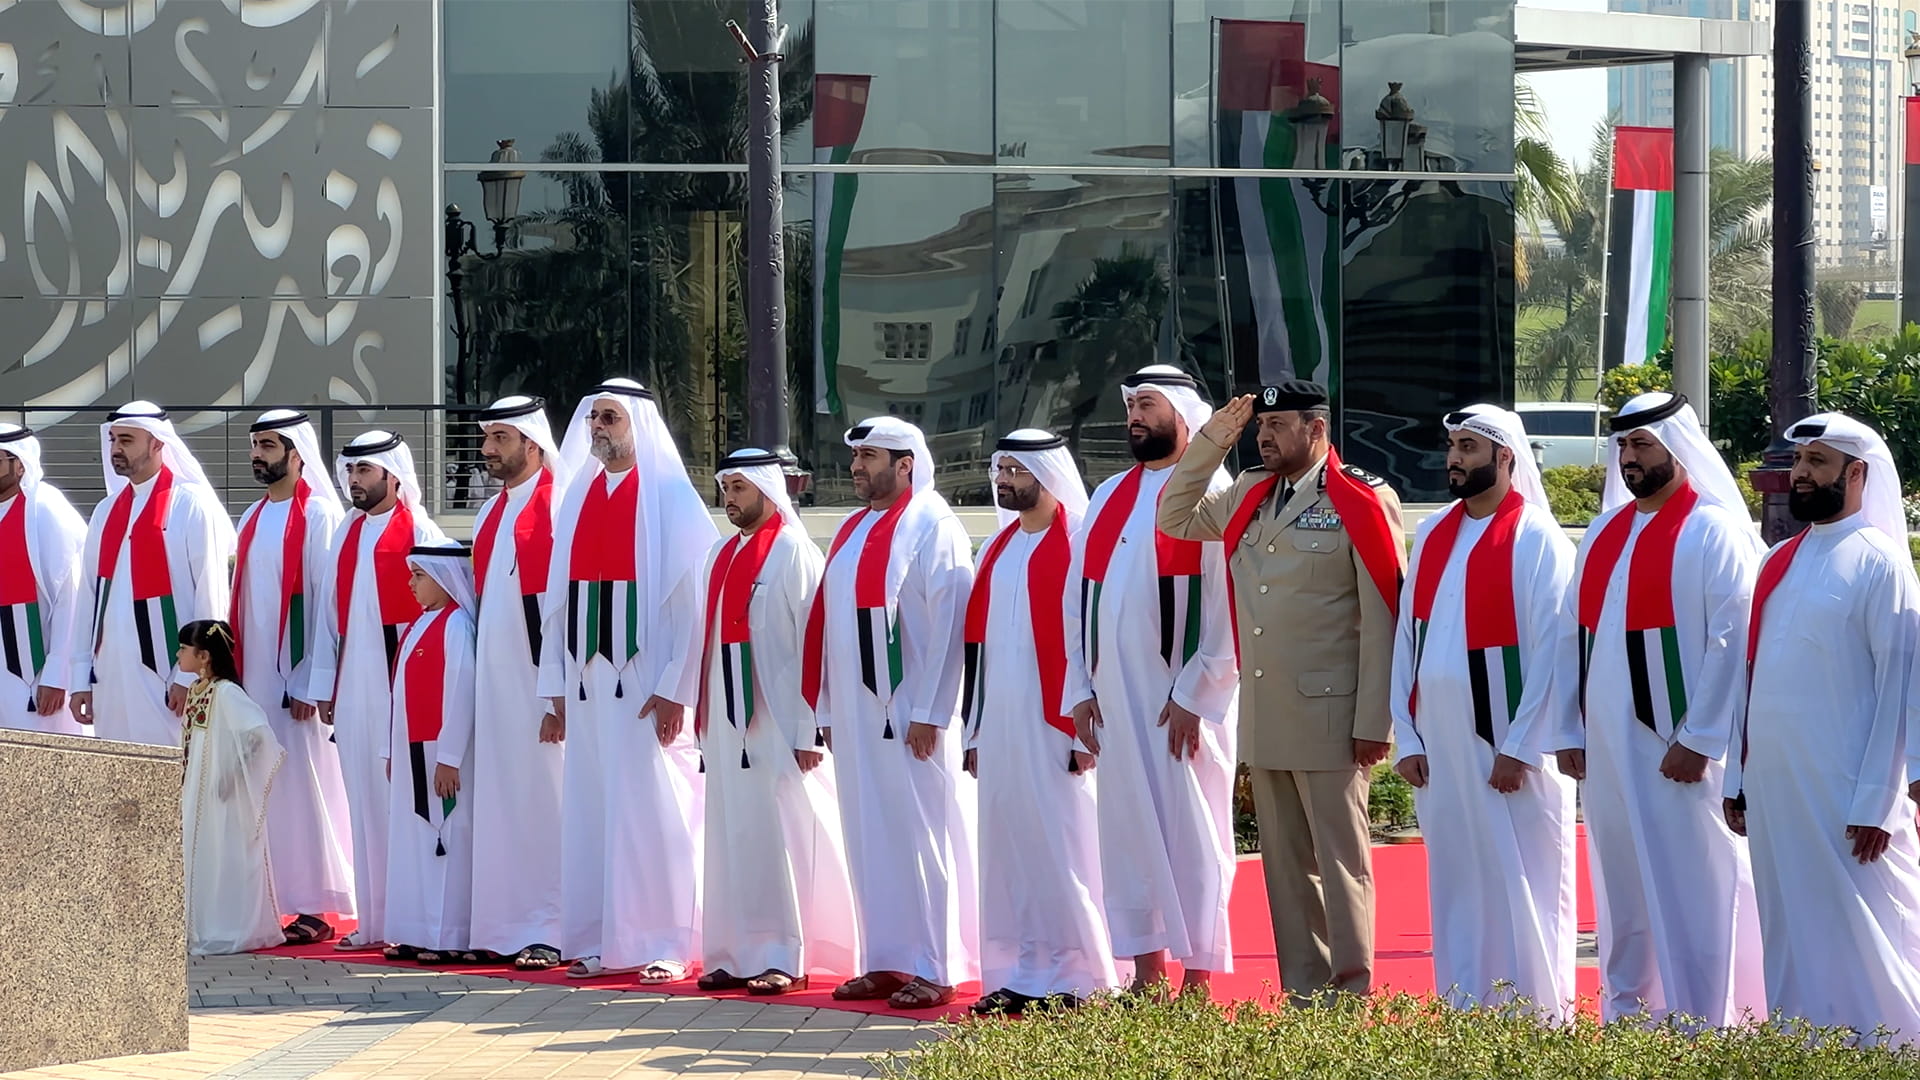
[259,832,1601,1021]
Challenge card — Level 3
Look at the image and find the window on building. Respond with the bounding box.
[875,322,934,361]
[952,316,973,357]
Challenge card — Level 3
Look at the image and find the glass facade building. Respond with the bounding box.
[444,0,1517,504]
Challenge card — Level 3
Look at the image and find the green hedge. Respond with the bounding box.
[881,992,1920,1079]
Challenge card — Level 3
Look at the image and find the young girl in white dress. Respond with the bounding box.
[179,619,287,956]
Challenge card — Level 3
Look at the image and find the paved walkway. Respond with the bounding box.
[2,956,938,1080]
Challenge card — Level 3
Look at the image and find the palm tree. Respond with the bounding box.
[1512,79,1581,289]
[1051,247,1170,462]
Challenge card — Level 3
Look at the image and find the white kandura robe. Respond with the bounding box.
[814,500,979,985]
[308,505,447,945]
[78,473,233,747]
[1566,502,1766,1024]
[971,526,1120,1000]
[183,680,287,956]
[233,493,355,919]
[469,477,567,956]
[0,489,88,737]
[537,467,709,970]
[1062,464,1239,972]
[699,527,859,981]
[382,605,478,951]
[1735,515,1920,1042]
[1392,502,1579,1020]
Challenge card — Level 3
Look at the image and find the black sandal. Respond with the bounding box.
[970,988,1032,1016]
[514,945,563,971]
[382,944,420,961]
[283,915,335,946]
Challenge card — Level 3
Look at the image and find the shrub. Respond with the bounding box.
[1368,761,1415,831]
[880,992,1920,1080]
[1599,362,1670,411]
[1543,463,1606,526]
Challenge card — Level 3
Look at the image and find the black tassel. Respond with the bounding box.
[698,754,706,774]
[435,838,446,857]
[814,729,826,747]
[741,747,751,770]
[1067,747,1081,774]
[578,683,586,701]
[882,717,895,740]
[281,693,293,710]
[614,679,624,699]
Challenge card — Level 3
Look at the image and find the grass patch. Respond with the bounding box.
[879,992,1920,1079]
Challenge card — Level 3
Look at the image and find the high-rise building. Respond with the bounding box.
[1607,0,1751,154]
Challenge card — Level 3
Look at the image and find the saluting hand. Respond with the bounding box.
[1199,395,1257,450]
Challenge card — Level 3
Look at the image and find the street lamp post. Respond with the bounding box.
[727,5,794,466]
[1752,0,1817,544]
[1375,82,1414,170]
[444,139,525,407]
[1901,33,1920,333]
[1289,79,1334,171]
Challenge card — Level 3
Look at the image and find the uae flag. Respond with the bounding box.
[1213,18,1340,384]
[813,74,872,416]
[0,599,45,689]
[1903,97,1920,330]
[1602,126,1674,368]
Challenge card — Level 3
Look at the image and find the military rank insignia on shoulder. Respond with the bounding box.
[1341,463,1386,487]
[1296,506,1344,531]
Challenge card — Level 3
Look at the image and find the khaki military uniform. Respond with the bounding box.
[1159,438,1404,998]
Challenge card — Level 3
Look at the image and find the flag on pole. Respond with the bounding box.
[1602,126,1674,368]
[1212,19,1340,385]
[813,74,872,416]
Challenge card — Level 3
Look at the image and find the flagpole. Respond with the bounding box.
[1208,18,1239,388]
[1592,128,1616,402]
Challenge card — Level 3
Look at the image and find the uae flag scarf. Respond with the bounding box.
[697,510,785,770]
[565,469,641,697]
[1080,465,1204,672]
[1220,447,1404,661]
[801,491,914,738]
[1576,482,1698,734]
[401,604,458,856]
[333,501,423,686]
[473,468,555,666]
[960,507,1075,768]
[1405,489,1526,747]
[93,467,179,677]
[230,479,312,687]
[0,493,47,694]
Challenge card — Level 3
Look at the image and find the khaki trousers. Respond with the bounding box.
[1249,766,1375,1000]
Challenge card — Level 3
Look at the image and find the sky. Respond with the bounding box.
[1521,0,1613,169]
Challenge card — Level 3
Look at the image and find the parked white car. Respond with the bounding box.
[1514,402,1609,470]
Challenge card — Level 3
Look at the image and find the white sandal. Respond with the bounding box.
[638,959,689,985]
[566,955,640,979]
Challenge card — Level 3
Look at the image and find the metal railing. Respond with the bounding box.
[0,405,497,522]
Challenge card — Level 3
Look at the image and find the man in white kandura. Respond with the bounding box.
[1554,391,1766,1024]
[963,429,1117,1015]
[804,416,978,1010]
[1729,413,1920,1043]
[1391,405,1579,1020]
[694,448,857,997]
[0,424,88,738]
[232,410,355,947]
[72,402,235,747]
[381,541,480,965]
[309,431,448,952]
[468,396,571,970]
[538,379,715,983]
[1066,366,1238,997]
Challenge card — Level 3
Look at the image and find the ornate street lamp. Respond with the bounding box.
[1904,30,1920,94]
[1289,78,1334,171]
[445,139,525,407]
[1375,82,1415,170]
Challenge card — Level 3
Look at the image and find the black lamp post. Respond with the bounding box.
[1901,33,1920,333]
[1376,82,1414,171]
[445,139,525,406]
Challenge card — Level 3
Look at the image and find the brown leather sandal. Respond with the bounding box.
[833,971,909,1001]
[746,970,807,995]
[888,976,956,1010]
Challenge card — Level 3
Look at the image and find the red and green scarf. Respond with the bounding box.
[801,492,914,738]
[93,467,178,676]
[697,511,786,769]
[230,479,311,684]
[474,468,555,666]
[0,494,47,687]
[1407,490,1526,747]
[1576,483,1698,734]
[1081,465,1205,672]
[961,507,1075,763]
[333,501,422,687]
[400,605,458,855]
[1220,447,1404,662]
[564,469,641,688]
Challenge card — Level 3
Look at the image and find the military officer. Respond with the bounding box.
[1157,380,1405,1001]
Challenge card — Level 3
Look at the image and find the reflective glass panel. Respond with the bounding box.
[994,0,1173,167]
[1341,0,1515,173]
[444,0,631,165]
[804,0,994,161]
[1171,1,1342,170]
[1339,178,1515,501]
